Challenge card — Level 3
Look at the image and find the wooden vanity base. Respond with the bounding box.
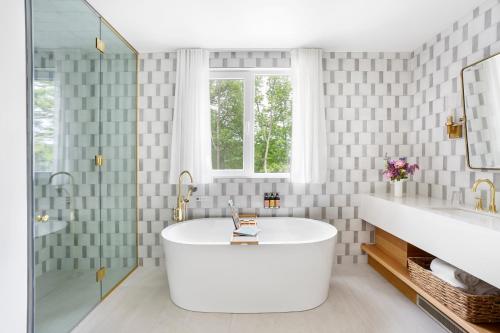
[362,227,500,333]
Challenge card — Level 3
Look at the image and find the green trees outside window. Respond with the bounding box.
[210,79,244,170]
[210,72,292,175]
[254,75,292,173]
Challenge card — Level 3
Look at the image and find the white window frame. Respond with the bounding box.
[209,68,291,179]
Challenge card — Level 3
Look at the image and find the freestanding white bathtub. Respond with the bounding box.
[161,217,337,313]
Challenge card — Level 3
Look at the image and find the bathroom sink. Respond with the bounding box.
[360,194,500,288]
[430,207,500,224]
[34,220,68,237]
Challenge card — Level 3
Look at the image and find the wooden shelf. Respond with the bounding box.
[362,243,500,333]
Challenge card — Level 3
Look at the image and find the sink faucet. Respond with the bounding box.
[173,170,197,222]
[472,179,497,213]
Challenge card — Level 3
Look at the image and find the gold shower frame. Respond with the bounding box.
[83,0,140,300]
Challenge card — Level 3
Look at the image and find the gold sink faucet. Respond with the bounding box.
[173,170,197,222]
[472,179,497,213]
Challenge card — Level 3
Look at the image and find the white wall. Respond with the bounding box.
[0,0,28,332]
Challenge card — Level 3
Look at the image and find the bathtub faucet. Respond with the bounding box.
[173,170,198,222]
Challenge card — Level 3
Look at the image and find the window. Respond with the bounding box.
[210,78,244,170]
[210,70,292,177]
[33,70,57,172]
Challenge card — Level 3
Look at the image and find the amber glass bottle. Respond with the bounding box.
[269,192,276,208]
[264,193,270,208]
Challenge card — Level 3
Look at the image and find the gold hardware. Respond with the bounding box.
[472,179,497,213]
[474,197,484,211]
[96,38,106,53]
[96,267,106,282]
[445,115,463,139]
[35,214,49,223]
[173,170,196,222]
[95,154,104,167]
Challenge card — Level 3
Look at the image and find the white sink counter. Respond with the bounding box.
[359,193,500,288]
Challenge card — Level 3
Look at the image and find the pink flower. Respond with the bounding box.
[382,157,419,182]
[395,160,406,169]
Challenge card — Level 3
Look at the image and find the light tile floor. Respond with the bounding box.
[73,264,445,333]
[35,267,133,333]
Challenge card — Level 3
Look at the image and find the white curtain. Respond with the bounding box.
[290,49,328,183]
[169,49,213,184]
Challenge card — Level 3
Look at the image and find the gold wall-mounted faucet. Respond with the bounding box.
[472,179,497,213]
[173,170,197,222]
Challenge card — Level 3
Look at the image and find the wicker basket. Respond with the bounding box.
[407,257,500,323]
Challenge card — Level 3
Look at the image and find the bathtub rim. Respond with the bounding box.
[161,217,338,246]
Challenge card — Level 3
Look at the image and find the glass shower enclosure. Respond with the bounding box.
[30,0,138,332]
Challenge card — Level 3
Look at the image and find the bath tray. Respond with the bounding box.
[230,235,259,245]
[231,216,258,245]
[239,214,257,226]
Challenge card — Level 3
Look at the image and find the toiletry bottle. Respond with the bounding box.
[264,193,269,208]
[269,192,275,208]
[275,193,280,208]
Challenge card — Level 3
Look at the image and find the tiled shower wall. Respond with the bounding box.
[33,50,101,277]
[138,51,412,266]
[407,0,500,204]
[33,49,137,277]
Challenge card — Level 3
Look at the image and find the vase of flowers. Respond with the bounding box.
[383,157,419,197]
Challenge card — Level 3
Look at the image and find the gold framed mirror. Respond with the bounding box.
[461,52,500,170]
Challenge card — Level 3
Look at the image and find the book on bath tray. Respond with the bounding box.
[228,199,260,237]
[233,226,261,237]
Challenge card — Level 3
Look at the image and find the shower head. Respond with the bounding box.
[184,185,198,203]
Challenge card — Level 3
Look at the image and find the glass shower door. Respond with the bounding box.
[32,1,138,331]
[99,20,138,296]
[32,0,102,332]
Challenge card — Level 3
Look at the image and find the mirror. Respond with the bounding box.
[462,53,500,170]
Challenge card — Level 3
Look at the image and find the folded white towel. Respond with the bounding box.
[430,258,467,289]
[430,258,457,276]
[430,258,500,296]
[431,271,467,290]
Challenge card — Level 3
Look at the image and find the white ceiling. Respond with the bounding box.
[87,0,486,53]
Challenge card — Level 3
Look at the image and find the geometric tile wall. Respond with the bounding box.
[407,0,500,205]
[140,0,500,265]
[34,50,103,277]
[33,49,137,277]
[37,0,500,269]
[138,50,412,266]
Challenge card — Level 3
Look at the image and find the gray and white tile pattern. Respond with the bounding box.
[407,0,500,204]
[138,51,412,266]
